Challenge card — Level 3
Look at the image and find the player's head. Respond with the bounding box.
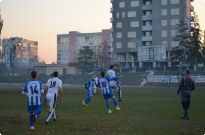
[31,71,38,79]
[101,71,105,77]
[91,75,95,80]
[53,71,59,78]
[110,65,115,70]
[50,74,53,78]
[185,69,190,76]
[168,75,170,77]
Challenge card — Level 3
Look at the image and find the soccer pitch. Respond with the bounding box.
[0,86,204,135]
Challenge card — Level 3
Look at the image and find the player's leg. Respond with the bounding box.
[85,95,92,104]
[110,92,120,110]
[28,105,35,131]
[45,93,57,124]
[103,94,112,113]
[93,86,97,94]
[116,83,123,102]
[43,98,47,106]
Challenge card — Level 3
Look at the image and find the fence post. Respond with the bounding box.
[134,66,136,73]
[164,65,166,72]
[120,67,122,73]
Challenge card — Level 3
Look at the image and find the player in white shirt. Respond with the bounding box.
[107,65,123,102]
[43,71,63,125]
[22,71,44,131]
[93,75,98,94]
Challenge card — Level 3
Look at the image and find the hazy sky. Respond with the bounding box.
[1,0,205,64]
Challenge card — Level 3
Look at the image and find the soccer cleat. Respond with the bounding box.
[118,99,123,102]
[82,101,85,106]
[31,127,35,131]
[54,116,58,121]
[108,110,113,114]
[45,121,50,125]
[116,107,120,111]
[33,115,36,124]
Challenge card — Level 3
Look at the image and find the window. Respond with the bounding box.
[171,8,180,15]
[119,2,125,8]
[146,42,151,45]
[131,1,139,7]
[128,32,136,38]
[171,41,180,46]
[146,32,151,36]
[146,21,151,26]
[161,20,167,26]
[146,1,151,5]
[131,21,139,27]
[161,41,168,46]
[145,11,151,15]
[162,30,167,37]
[171,19,180,25]
[117,12,119,18]
[128,11,136,17]
[116,42,122,48]
[116,32,122,38]
[162,9,167,16]
[171,0,180,4]
[171,30,177,36]
[116,22,122,28]
[128,42,136,48]
[162,0,167,5]
[122,12,125,18]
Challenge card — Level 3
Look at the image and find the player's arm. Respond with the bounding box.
[59,81,63,102]
[191,80,195,91]
[22,83,28,96]
[177,77,184,95]
[40,81,44,96]
[43,80,49,96]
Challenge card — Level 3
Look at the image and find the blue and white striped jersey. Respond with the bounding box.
[85,79,95,90]
[98,77,120,94]
[23,80,44,106]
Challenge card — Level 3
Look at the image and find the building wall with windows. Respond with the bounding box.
[111,0,194,68]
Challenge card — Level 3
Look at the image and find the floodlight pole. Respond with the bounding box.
[149,48,150,70]
[153,48,154,71]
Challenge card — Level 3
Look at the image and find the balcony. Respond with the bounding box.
[142,36,152,41]
[110,47,113,52]
[110,17,113,23]
[110,7,113,13]
[142,15,152,21]
[110,27,113,33]
[110,38,113,43]
[190,5,194,12]
[110,0,113,3]
[142,26,152,31]
[142,5,152,10]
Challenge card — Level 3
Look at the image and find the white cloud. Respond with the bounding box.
[0,0,3,3]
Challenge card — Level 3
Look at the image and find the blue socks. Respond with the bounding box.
[84,96,91,104]
[113,98,118,107]
[43,98,47,105]
[29,115,34,127]
[106,101,110,111]
[36,114,40,118]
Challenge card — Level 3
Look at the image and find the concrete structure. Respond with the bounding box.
[34,63,78,75]
[57,30,110,64]
[111,0,194,68]
[2,37,38,67]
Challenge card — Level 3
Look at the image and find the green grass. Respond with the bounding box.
[0,86,205,135]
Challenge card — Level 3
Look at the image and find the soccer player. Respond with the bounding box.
[43,71,63,124]
[43,74,54,106]
[167,75,172,90]
[93,75,98,94]
[97,71,123,113]
[177,69,195,120]
[82,75,96,106]
[22,71,44,131]
[107,65,123,102]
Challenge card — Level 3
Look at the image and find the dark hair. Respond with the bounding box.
[53,71,59,77]
[101,71,105,77]
[110,65,114,69]
[31,71,37,79]
[185,69,190,75]
[50,74,53,77]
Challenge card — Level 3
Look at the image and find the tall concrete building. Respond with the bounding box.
[2,37,38,67]
[111,0,194,68]
[57,30,110,64]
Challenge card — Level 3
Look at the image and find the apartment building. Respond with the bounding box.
[111,0,194,68]
[57,30,110,64]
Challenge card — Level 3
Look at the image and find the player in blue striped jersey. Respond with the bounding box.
[97,71,123,113]
[167,75,172,90]
[22,71,44,131]
[82,75,96,106]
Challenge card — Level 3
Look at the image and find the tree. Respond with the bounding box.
[77,46,94,74]
[172,18,191,66]
[51,61,57,64]
[186,12,205,71]
[39,60,46,64]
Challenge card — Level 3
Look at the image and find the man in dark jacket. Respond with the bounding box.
[177,69,195,120]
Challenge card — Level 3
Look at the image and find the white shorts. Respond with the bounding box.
[109,81,121,90]
[93,85,97,89]
[46,93,57,109]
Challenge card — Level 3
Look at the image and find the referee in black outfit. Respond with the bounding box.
[177,69,195,120]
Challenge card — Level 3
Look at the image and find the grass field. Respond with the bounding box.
[0,86,205,135]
